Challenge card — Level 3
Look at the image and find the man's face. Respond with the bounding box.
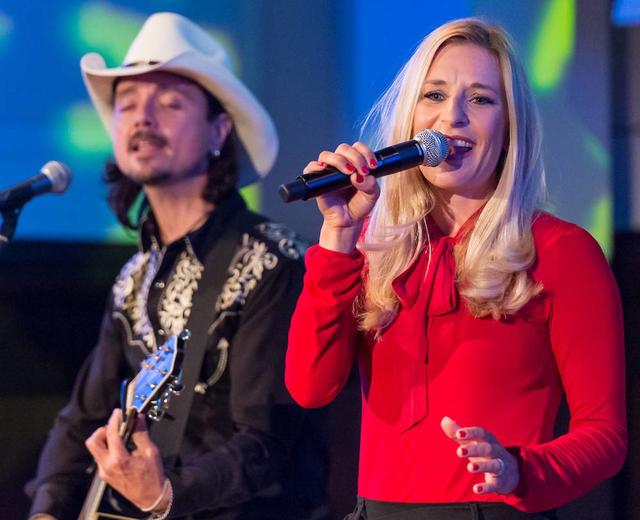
[112,71,225,187]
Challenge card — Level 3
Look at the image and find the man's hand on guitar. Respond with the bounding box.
[85,409,171,515]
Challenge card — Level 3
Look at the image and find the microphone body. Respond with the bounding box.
[0,161,72,211]
[279,129,448,202]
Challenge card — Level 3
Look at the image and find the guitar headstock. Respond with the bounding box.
[126,331,188,421]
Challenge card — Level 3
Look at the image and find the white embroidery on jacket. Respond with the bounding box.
[112,249,161,353]
[194,337,229,395]
[112,221,303,364]
[215,233,278,313]
[255,222,308,259]
[112,247,202,354]
[157,251,204,336]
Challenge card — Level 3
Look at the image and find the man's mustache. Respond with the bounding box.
[128,131,168,151]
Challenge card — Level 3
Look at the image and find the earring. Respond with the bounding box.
[211,149,221,158]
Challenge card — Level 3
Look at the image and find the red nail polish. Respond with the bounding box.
[317,161,325,167]
[471,463,479,471]
[361,166,369,174]
[370,159,377,168]
[460,448,468,456]
[346,163,355,172]
[458,430,467,439]
[476,485,483,493]
[355,174,364,183]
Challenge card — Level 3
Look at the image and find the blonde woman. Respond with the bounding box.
[285,18,625,520]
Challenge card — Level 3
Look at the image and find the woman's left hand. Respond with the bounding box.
[441,416,520,495]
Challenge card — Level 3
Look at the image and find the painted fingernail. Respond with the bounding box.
[346,163,355,172]
[471,463,479,472]
[317,161,326,167]
[355,174,364,183]
[476,485,483,493]
[457,430,467,439]
[361,166,369,174]
[460,447,468,456]
[370,159,378,168]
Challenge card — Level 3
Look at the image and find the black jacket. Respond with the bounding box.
[27,191,329,519]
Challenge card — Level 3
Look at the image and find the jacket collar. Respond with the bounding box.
[138,190,247,262]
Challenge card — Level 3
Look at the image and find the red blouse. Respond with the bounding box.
[285,213,626,512]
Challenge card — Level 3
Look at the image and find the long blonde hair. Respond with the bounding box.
[358,18,546,331]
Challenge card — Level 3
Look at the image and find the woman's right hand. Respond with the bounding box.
[304,142,380,253]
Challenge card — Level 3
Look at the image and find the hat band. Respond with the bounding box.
[111,60,162,95]
[123,60,160,67]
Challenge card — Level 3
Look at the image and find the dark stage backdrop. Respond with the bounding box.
[0,1,636,519]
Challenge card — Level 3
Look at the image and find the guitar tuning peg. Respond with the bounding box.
[169,376,184,394]
[149,395,171,421]
[148,405,164,422]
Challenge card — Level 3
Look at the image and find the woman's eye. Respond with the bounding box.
[471,95,496,106]
[424,91,444,101]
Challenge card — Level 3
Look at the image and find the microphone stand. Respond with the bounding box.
[0,205,23,247]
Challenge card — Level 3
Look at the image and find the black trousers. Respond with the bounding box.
[345,498,558,520]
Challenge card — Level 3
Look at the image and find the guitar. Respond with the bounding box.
[78,331,188,520]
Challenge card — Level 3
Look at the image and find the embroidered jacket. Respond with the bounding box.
[28,191,328,519]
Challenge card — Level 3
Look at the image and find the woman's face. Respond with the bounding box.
[413,42,507,201]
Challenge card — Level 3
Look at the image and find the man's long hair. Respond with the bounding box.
[103,88,238,229]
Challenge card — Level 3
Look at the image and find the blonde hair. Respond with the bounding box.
[358,18,546,331]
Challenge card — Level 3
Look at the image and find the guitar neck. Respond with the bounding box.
[77,410,139,520]
[77,474,107,520]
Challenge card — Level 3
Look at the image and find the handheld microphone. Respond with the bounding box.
[0,161,72,211]
[278,129,449,203]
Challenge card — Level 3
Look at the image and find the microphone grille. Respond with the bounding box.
[413,130,449,167]
[41,161,72,194]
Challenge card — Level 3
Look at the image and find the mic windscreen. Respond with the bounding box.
[413,129,449,167]
[41,161,72,194]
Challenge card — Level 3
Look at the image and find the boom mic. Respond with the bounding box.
[278,129,449,202]
[0,161,72,211]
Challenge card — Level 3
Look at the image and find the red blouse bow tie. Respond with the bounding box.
[388,213,481,432]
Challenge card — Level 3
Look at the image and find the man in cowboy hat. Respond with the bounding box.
[26,12,328,520]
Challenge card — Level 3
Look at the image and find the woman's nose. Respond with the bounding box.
[441,98,469,127]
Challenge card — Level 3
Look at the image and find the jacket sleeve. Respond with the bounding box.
[505,226,627,511]
[25,304,128,519]
[285,245,365,408]
[167,253,325,516]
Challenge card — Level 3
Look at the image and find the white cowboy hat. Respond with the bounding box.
[80,11,278,184]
